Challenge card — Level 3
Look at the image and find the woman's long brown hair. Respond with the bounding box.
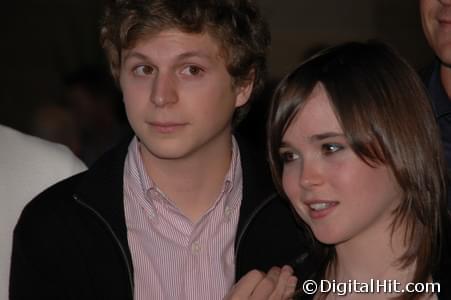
[267,41,448,300]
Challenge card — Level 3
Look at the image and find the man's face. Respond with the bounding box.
[420,0,451,66]
[119,29,252,163]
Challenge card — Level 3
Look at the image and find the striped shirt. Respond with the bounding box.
[123,137,243,300]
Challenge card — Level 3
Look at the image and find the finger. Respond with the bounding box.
[226,270,265,300]
[250,267,281,299]
[282,275,298,299]
[267,265,295,300]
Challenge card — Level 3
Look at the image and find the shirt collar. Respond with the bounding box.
[128,135,242,212]
[129,136,154,195]
[224,136,242,211]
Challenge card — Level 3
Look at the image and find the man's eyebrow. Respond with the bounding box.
[122,50,214,63]
[177,50,214,60]
[122,51,148,62]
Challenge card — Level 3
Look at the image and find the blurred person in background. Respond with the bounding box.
[0,124,86,300]
[420,0,451,209]
[31,103,82,158]
[63,65,131,165]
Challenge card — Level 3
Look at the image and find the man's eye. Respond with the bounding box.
[133,65,153,76]
[181,65,203,76]
[322,143,343,154]
[279,151,299,163]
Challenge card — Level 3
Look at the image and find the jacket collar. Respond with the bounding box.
[74,136,133,264]
[72,134,276,263]
[234,134,276,237]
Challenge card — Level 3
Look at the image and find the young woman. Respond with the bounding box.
[264,42,451,299]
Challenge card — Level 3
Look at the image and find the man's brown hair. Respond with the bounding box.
[100,0,270,124]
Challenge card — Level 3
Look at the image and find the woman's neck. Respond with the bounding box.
[331,222,412,283]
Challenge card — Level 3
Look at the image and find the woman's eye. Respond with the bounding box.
[133,65,153,76]
[181,65,203,76]
[322,143,342,154]
[279,151,299,163]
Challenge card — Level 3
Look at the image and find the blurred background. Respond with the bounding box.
[0,1,434,164]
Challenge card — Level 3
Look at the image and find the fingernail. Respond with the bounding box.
[282,265,294,274]
[288,276,298,287]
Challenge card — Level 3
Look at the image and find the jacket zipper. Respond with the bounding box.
[72,194,134,299]
[73,191,277,291]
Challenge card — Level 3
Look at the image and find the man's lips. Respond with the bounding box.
[437,12,451,25]
[148,122,188,133]
[438,19,451,25]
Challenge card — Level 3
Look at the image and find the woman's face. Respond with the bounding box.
[279,84,403,247]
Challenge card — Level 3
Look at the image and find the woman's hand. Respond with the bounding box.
[225,265,298,300]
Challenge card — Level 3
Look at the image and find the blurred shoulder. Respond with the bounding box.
[0,125,87,205]
[0,125,86,174]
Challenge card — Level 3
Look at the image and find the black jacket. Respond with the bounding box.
[9,137,306,300]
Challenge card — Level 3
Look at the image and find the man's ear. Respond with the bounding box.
[235,69,255,108]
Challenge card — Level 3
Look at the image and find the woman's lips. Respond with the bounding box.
[305,200,339,219]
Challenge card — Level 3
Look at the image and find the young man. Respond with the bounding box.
[420,0,451,209]
[9,1,306,299]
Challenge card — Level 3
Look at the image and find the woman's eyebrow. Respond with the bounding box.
[310,132,344,142]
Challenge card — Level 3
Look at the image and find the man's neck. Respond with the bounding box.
[440,63,451,99]
[141,135,234,223]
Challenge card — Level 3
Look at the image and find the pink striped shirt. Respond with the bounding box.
[123,137,242,300]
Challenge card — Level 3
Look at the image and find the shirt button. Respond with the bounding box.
[224,206,232,221]
[191,241,201,254]
[225,205,231,213]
